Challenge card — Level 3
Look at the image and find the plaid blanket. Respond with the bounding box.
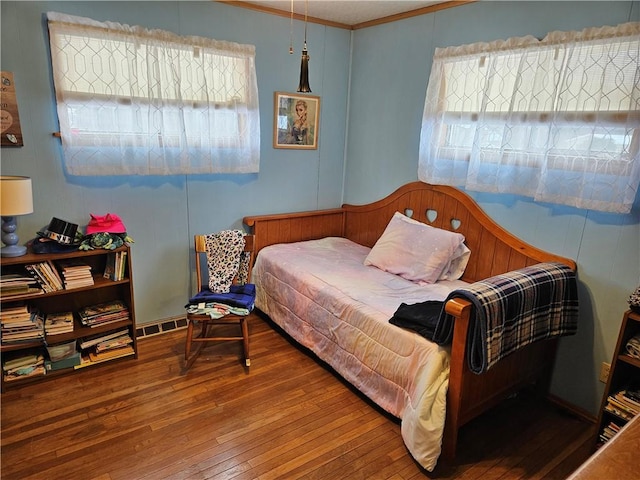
[433,262,579,374]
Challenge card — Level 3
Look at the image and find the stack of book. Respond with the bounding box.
[78,300,130,328]
[78,329,134,365]
[598,420,623,444]
[3,352,46,382]
[103,250,128,281]
[0,273,42,297]
[24,262,63,293]
[44,311,74,336]
[57,259,94,289]
[604,388,640,420]
[1,305,44,345]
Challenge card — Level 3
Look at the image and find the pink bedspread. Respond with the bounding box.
[252,237,467,471]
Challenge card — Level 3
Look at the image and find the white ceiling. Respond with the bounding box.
[239,1,454,27]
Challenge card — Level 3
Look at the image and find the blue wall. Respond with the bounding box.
[1,0,638,416]
[0,0,351,330]
[346,1,640,416]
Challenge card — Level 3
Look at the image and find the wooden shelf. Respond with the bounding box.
[618,353,640,369]
[594,310,640,447]
[1,245,137,392]
[0,275,129,303]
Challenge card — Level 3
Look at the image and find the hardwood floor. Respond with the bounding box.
[1,313,595,479]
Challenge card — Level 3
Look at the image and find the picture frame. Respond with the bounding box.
[0,71,24,147]
[273,92,320,150]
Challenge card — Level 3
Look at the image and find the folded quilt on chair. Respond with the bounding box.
[432,262,579,374]
[187,283,256,310]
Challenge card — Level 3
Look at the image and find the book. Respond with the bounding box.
[0,273,39,295]
[78,300,129,327]
[2,353,42,371]
[118,251,127,281]
[82,318,129,328]
[2,352,46,382]
[79,329,130,349]
[0,273,33,284]
[45,311,74,335]
[24,262,63,292]
[0,286,43,297]
[103,252,117,280]
[79,300,127,319]
[88,345,134,363]
[57,259,93,289]
[4,365,46,382]
[40,262,63,291]
[24,264,54,293]
[1,311,44,344]
[95,333,133,352]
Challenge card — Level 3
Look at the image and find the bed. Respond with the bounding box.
[243,181,578,471]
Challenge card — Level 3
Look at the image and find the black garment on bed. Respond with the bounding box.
[389,300,444,340]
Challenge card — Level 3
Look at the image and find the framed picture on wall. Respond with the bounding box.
[273,92,320,150]
[0,72,24,147]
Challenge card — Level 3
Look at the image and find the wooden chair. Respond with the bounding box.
[183,233,255,371]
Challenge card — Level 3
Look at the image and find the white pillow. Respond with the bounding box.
[438,243,471,281]
[364,212,468,284]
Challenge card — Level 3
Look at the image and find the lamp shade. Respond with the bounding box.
[0,176,33,216]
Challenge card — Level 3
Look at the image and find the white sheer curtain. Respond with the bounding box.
[47,12,260,176]
[418,22,640,213]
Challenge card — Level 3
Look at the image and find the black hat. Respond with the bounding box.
[43,217,78,245]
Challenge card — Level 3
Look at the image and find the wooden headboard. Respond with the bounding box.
[243,182,575,283]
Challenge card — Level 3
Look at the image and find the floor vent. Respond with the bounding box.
[136,316,187,339]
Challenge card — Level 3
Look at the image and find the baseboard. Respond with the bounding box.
[547,393,598,424]
[136,316,188,339]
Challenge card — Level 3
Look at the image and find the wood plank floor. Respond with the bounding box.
[1,313,596,480]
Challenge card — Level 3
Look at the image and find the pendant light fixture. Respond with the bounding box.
[289,0,294,54]
[297,0,311,93]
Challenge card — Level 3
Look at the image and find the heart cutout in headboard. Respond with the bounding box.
[451,218,461,231]
[404,208,414,218]
[426,209,437,223]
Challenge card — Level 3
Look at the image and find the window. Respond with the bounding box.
[419,22,639,213]
[47,12,260,176]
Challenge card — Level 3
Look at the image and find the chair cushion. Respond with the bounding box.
[188,283,256,310]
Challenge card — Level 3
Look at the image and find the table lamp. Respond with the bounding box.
[0,176,34,257]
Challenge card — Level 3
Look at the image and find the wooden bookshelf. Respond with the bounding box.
[594,309,640,448]
[0,245,137,392]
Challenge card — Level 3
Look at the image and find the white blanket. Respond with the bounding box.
[252,237,467,471]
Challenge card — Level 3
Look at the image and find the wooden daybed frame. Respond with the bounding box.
[243,181,576,463]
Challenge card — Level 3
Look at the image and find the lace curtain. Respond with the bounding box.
[47,12,260,176]
[418,22,640,213]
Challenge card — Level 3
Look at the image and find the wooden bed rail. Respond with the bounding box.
[439,295,561,463]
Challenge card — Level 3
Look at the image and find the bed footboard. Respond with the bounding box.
[440,297,560,463]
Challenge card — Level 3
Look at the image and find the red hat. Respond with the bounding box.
[86,213,127,235]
